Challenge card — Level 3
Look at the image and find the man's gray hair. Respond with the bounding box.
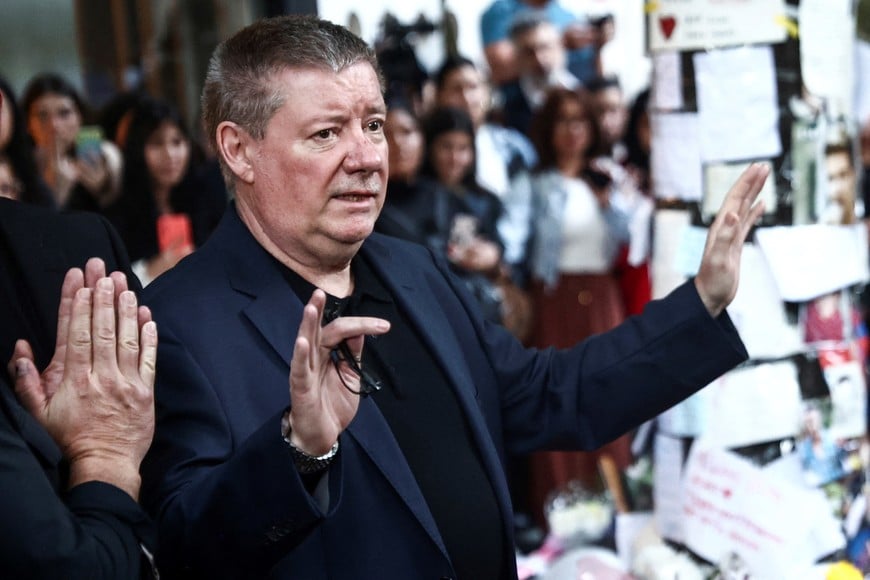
[508,11,554,42]
[202,15,382,185]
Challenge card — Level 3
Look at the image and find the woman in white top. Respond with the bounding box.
[518,86,632,525]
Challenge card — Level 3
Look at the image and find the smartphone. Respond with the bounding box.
[75,125,103,164]
[157,214,194,254]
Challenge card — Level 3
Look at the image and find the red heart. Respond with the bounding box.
[659,15,676,40]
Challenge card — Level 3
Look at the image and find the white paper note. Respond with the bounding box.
[650,113,703,201]
[703,362,804,449]
[682,444,845,577]
[651,209,690,299]
[653,433,686,543]
[754,223,870,301]
[651,51,683,110]
[647,0,788,53]
[694,46,782,163]
[727,244,804,359]
[800,0,855,117]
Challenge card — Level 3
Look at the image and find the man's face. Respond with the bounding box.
[237,63,387,267]
[825,150,856,223]
[515,23,564,81]
[437,65,489,128]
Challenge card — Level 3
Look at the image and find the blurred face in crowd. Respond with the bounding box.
[0,88,12,150]
[514,22,565,81]
[145,121,191,192]
[229,63,387,267]
[431,129,474,188]
[437,65,490,129]
[552,97,592,161]
[27,92,82,152]
[386,108,424,182]
[0,160,20,200]
[591,86,627,148]
[824,149,857,224]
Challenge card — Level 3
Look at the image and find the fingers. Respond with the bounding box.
[117,290,140,377]
[84,258,107,289]
[91,278,118,373]
[717,163,769,223]
[64,287,94,374]
[54,268,84,354]
[110,270,129,301]
[10,340,46,418]
[138,321,158,390]
[320,316,391,350]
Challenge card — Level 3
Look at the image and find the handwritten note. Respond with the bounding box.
[682,444,845,577]
[648,0,788,53]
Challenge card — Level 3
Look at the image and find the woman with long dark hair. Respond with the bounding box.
[109,96,226,285]
[0,75,53,206]
[22,73,122,209]
[520,86,633,524]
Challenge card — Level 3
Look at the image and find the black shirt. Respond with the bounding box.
[283,254,506,579]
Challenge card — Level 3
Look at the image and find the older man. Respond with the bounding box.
[141,15,767,579]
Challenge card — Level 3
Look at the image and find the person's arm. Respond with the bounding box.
[4,259,157,578]
[0,395,153,579]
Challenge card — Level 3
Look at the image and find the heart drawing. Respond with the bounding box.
[659,15,677,40]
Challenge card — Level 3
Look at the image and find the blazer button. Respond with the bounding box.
[577,289,593,306]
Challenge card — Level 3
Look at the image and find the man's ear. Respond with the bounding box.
[216,121,255,184]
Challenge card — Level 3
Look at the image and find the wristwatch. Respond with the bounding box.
[285,438,339,474]
[281,410,339,474]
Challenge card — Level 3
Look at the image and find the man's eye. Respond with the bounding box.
[315,129,334,139]
[367,120,384,132]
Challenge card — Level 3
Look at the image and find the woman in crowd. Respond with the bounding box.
[108,96,226,285]
[419,106,509,326]
[0,76,53,205]
[375,95,434,245]
[22,73,122,209]
[519,87,633,521]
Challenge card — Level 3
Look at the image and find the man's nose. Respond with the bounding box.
[345,131,384,173]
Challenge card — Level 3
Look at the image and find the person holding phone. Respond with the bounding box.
[508,87,637,523]
[107,96,227,286]
[22,73,122,209]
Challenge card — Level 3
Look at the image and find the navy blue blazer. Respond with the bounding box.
[141,204,747,579]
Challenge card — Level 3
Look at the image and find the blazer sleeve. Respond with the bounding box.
[141,326,341,578]
[491,279,748,452]
[0,396,153,579]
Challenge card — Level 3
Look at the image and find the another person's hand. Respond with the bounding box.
[448,237,502,273]
[8,259,157,500]
[43,139,78,202]
[75,153,110,195]
[695,163,769,317]
[286,290,390,456]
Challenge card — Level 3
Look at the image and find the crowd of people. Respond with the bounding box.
[0,4,772,579]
